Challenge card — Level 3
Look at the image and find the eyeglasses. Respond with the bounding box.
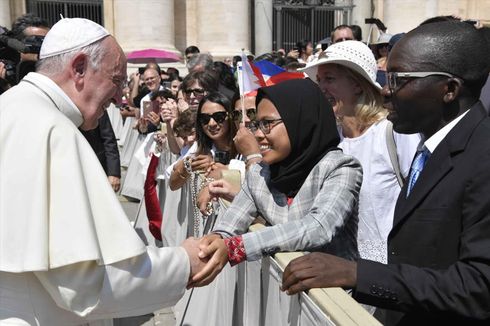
[231,108,256,122]
[184,88,206,98]
[249,119,283,134]
[198,111,228,125]
[387,71,460,93]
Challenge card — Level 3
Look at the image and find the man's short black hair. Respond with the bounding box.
[185,45,200,56]
[11,13,49,40]
[350,24,363,41]
[396,21,490,97]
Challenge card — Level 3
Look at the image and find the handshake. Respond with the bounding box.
[180,234,229,289]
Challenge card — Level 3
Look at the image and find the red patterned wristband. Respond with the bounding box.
[224,235,246,266]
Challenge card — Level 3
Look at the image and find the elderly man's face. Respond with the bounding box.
[143,68,161,92]
[79,37,127,130]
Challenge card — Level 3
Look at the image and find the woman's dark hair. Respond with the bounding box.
[350,24,363,41]
[295,40,311,55]
[195,92,237,157]
[150,89,175,101]
[167,74,183,83]
[181,70,219,94]
[213,61,237,92]
[232,55,242,68]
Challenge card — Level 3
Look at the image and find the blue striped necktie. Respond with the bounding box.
[406,148,430,197]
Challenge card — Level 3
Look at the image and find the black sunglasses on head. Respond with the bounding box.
[198,111,228,125]
[231,108,256,121]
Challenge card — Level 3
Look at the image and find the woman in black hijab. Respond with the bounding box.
[190,79,362,287]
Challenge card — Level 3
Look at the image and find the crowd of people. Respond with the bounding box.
[1,12,490,326]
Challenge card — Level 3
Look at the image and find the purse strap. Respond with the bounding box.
[385,120,404,188]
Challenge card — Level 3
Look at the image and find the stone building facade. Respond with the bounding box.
[1,0,489,62]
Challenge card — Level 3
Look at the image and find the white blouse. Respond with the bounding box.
[338,119,420,263]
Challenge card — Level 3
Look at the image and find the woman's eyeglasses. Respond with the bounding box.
[231,108,256,122]
[249,119,283,134]
[198,111,228,125]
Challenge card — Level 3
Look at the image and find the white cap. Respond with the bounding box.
[300,40,381,90]
[372,32,393,45]
[39,18,109,59]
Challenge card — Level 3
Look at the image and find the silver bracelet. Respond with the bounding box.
[183,156,193,174]
[245,153,263,163]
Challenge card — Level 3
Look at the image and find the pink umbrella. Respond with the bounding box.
[126,48,181,64]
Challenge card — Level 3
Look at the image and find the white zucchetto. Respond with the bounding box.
[39,18,110,59]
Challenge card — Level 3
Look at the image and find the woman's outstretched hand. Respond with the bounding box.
[187,234,228,288]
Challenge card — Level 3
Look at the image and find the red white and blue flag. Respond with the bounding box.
[252,60,305,86]
[237,51,265,96]
[237,52,305,96]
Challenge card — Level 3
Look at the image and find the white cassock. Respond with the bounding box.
[0,72,190,325]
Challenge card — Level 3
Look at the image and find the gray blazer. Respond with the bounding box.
[213,149,362,261]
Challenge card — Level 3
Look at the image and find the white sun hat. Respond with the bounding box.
[39,18,110,59]
[300,40,381,90]
[372,32,393,45]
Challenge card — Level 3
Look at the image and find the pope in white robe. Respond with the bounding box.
[0,18,200,326]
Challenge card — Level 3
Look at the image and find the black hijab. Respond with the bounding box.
[256,78,340,197]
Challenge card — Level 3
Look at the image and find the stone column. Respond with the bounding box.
[196,0,251,60]
[0,0,11,28]
[382,0,437,34]
[254,0,273,55]
[110,0,179,54]
[351,0,373,42]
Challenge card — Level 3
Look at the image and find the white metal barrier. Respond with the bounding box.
[245,224,381,326]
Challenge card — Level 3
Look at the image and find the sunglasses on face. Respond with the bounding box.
[231,108,256,122]
[184,88,206,98]
[386,71,460,93]
[249,118,283,134]
[198,111,228,125]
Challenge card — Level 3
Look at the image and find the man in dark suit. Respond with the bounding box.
[281,22,490,325]
[81,110,121,192]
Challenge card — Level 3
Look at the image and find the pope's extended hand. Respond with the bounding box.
[188,234,228,288]
[180,237,209,287]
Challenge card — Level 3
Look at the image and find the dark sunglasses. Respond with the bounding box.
[184,88,206,97]
[231,108,256,122]
[198,111,228,125]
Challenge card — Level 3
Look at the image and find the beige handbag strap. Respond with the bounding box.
[385,121,404,188]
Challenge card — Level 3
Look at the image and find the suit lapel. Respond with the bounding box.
[391,102,487,231]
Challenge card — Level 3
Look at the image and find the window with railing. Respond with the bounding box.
[272,0,353,51]
[26,0,103,27]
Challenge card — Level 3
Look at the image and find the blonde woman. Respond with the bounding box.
[302,41,420,264]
